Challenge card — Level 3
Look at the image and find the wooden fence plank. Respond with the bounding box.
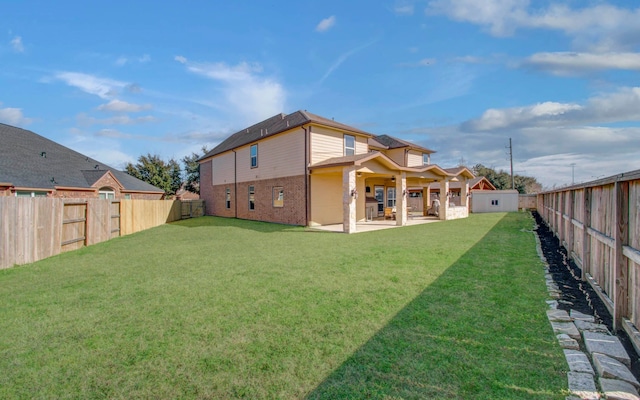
[614,181,629,330]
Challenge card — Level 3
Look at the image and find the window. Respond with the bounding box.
[387,187,396,207]
[248,185,255,210]
[423,153,429,166]
[98,187,115,199]
[124,194,131,199]
[344,134,355,156]
[226,188,231,209]
[16,191,47,197]
[250,144,258,168]
[491,199,499,206]
[273,187,284,207]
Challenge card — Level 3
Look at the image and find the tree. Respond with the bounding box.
[181,146,209,194]
[471,163,542,194]
[125,153,182,196]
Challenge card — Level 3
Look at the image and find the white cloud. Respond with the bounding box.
[427,1,640,50]
[97,99,152,113]
[115,56,128,66]
[463,87,640,131]
[10,36,24,52]
[177,59,286,123]
[115,54,151,66]
[320,38,379,84]
[53,72,128,99]
[522,52,640,75]
[77,113,156,126]
[397,58,436,67]
[316,16,336,32]
[0,104,31,126]
[394,4,415,15]
[138,54,151,63]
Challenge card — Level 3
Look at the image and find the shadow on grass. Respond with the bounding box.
[305,213,566,400]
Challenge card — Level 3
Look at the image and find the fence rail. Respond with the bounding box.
[0,198,204,269]
[537,169,640,354]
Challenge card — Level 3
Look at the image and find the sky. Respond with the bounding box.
[2,0,640,189]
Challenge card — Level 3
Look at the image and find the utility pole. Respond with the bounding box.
[570,163,576,185]
[508,138,514,190]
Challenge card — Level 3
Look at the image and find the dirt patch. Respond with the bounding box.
[532,211,640,378]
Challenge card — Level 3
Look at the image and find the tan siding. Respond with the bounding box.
[384,148,406,166]
[310,126,369,165]
[407,150,424,168]
[310,174,343,225]
[236,129,305,182]
[211,152,235,186]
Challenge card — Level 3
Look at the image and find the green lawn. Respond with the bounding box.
[0,212,567,399]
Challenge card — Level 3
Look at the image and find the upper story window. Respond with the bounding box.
[423,153,429,166]
[250,144,258,168]
[344,134,355,156]
[98,187,115,199]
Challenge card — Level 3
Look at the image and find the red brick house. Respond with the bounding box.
[0,123,164,199]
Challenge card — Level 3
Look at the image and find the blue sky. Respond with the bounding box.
[2,0,640,188]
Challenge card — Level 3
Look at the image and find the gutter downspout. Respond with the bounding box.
[303,125,310,226]
[232,149,237,218]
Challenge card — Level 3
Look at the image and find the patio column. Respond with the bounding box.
[439,179,449,220]
[396,172,407,226]
[460,178,469,207]
[343,166,357,234]
[422,185,430,216]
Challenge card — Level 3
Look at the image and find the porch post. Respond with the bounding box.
[343,166,357,234]
[422,185,430,216]
[439,179,449,220]
[460,178,468,207]
[396,172,407,226]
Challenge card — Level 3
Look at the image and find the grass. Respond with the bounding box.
[0,212,567,399]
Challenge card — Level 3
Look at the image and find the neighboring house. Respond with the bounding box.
[0,123,164,199]
[471,190,519,213]
[198,110,474,233]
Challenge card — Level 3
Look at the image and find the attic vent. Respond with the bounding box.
[40,151,46,158]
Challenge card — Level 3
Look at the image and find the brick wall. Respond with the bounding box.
[202,173,307,226]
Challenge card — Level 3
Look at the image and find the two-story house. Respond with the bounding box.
[198,110,473,233]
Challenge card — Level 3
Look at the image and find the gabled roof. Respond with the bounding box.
[0,123,164,193]
[373,134,435,154]
[200,110,374,160]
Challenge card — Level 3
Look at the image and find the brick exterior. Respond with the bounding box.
[201,173,307,226]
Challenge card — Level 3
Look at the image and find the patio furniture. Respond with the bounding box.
[384,207,395,220]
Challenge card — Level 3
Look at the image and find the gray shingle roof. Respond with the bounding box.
[373,134,435,153]
[0,123,164,193]
[200,110,374,160]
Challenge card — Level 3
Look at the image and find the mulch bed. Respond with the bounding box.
[532,211,640,377]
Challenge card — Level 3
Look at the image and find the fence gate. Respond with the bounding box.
[181,200,205,219]
[61,202,87,252]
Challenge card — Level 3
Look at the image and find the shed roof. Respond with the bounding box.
[0,123,164,193]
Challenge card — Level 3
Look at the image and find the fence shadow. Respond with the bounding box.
[304,213,565,399]
[169,215,312,234]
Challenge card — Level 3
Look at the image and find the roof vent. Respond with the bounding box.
[50,177,56,184]
[94,164,100,169]
[40,151,46,158]
[287,120,289,127]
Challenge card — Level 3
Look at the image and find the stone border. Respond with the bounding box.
[535,227,640,400]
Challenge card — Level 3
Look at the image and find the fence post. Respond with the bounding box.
[613,181,629,331]
[567,190,574,257]
[581,188,591,281]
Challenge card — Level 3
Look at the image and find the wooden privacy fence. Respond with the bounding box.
[537,169,640,352]
[0,198,205,269]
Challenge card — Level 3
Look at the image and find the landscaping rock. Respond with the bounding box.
[552,320,581,340]
[547,300,559,309]
[571,310,596,323]
[564,349,595,375]
[549,309,573,322]
[558,333,580,350]
[583,331,631,368]
[575,320,610,334]
[567,371,600,399]
[598,378,640,400]
[593,353,640,389]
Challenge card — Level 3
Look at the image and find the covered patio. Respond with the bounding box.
[309,153,474,233]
